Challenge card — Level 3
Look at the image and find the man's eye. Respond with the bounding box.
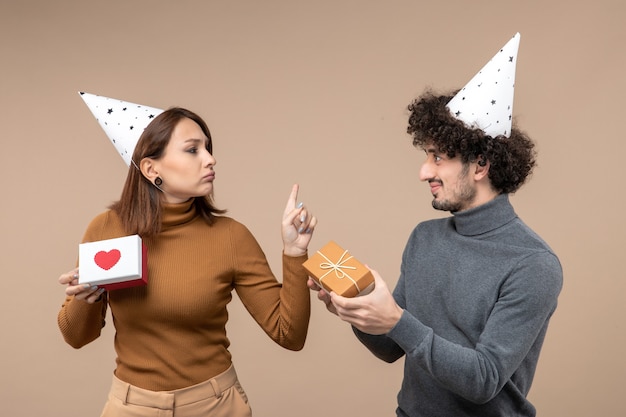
[434,155,442,162]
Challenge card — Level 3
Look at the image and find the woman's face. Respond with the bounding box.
[152,117,216,203]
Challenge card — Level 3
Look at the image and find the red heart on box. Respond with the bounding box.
[94,249,121,270]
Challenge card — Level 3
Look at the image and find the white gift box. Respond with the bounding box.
[79,235,148,291]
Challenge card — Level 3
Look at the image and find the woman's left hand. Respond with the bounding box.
[282,184,317,257]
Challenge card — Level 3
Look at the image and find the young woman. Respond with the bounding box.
[58,107,317,417]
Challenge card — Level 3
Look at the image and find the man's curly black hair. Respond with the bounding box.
[407,89,536,194]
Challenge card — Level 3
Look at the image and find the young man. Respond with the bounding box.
[309,33,563,417]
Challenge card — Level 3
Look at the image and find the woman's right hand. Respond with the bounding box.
[58,268,105,304]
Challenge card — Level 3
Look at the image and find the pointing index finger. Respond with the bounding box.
[284,183,300,213]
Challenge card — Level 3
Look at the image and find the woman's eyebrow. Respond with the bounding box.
[184,138,208,145]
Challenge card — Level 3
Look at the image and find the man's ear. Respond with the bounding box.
[474,156,490,181]
[139,158,159,182]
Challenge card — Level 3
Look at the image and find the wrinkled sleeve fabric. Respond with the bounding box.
[230,221,310,351]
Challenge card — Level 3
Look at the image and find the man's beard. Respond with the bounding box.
[431,165,476,212]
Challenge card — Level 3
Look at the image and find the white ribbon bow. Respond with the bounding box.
[317,249,361,293]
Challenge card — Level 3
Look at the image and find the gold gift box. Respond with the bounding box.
[303,240,374,298]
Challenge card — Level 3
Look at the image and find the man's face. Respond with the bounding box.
[419,145,476,212]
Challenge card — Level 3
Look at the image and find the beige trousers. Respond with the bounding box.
[100,365,252,417]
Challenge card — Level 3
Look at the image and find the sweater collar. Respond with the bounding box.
[451,194,517,236]
[161,198,197,230]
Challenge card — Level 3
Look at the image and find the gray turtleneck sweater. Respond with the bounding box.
[354,194,562,417]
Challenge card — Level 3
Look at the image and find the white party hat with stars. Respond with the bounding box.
[446,32,521,138]
[79,92,164,166]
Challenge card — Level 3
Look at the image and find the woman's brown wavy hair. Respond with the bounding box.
[109,107,226,237]
[407,89,536,194]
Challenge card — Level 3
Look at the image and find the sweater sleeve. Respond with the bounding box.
[57,293,108,348]
[387,251,562,403]
[231,221,311,351]
[57,212,111,348]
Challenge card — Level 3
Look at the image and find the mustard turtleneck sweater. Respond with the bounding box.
[58,199,310,391]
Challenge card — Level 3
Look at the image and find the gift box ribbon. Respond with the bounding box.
[317,249,361,293]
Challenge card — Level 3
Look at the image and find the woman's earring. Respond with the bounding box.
[155,177,163,186]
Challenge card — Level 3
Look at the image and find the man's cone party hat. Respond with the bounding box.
[446,32,521,138]
[79,92,164,167]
